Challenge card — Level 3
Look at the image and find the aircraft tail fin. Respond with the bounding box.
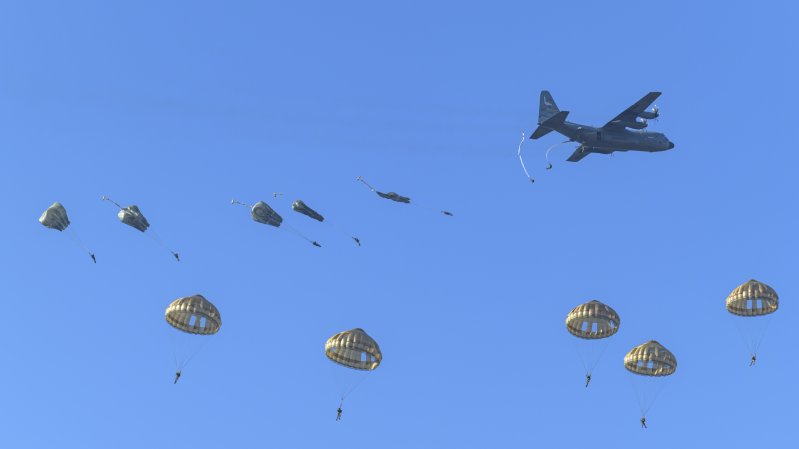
[538,90,560,123]
[531,110,569,139]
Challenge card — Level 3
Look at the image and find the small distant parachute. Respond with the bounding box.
[39,202,70,231]
[292,200,324,222]
[291,199,360,246]
[117,205,150,232]
[39,202,96,263]
[624,340,677,424]
[102,197,179,261]
[325,328,382,414]
[232,199,319,247]
[165,294,221,383]
[356,176,452,216]
[250,200,283,227]
[565,300,620,386]
[726,279,778,365]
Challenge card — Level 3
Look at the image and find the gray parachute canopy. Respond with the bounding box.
[376,191,411,204]
[292,200,324,222]
[118,205,150,232]
[252,201,283,227]
[39,202,70,231]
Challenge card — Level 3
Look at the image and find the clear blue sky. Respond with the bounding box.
[1,1,796,447]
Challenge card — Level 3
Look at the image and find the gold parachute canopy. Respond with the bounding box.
[165,295,222,335]
[325,328,382,371]
[726,279,779,317]
[565,300,620,339]
[39,202,70,231]
[624,340,677,376]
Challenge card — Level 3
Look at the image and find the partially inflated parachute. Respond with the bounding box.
[39,202,70,231]
[357,176,452,216]
[292,200,324,222]
[102,196,179,261]
[291,199,360,246]
[39,202,95,262]
[251,201,283,227]
[232,199,319,247]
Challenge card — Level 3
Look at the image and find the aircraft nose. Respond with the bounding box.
[668,141,675,149]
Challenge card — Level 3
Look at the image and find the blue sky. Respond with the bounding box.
[0,1,796,447]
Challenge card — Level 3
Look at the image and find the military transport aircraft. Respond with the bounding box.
[531,91,674,162]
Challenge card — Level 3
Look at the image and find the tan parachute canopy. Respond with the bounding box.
[726,279,778,317]
[165,295,222,335]
[39,202,70,231]
[565,300,620,339]
[325,328,382,371]
[624,340,677,377]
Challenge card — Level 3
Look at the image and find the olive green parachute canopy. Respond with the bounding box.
[565,300,620,339]
[252,201,283,227]
[165,295,221,335]
[39,202,70,231]
[292,200,324,222]
[118,205,150,232]
[726,279,778,317]
[325,328,382,371]
[624,340,677,377]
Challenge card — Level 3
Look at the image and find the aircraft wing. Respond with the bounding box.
[602,92,661,130]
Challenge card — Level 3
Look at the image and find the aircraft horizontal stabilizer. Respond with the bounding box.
[566,146,591,162]
[531,110,569,140]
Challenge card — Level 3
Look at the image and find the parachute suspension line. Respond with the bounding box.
[571,340,589,377]
[178,339,209,371]
[146,230,180,261]
[281,223,319,247]
[517,132,534,184]
[544,140,572,169]
[65,228,96,262]
[356,176,377,192]
[628,375,670,418]
[751,314,775,357]
[588,337,612,375]
[170,333,180,371]
[733,315,774,360]
[341,374,368,400]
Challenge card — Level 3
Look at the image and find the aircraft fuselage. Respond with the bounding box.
[555,121,674,153]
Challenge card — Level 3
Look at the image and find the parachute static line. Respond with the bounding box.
[544,140,573,170]
[101,196,179,261]
[357,176,454,217]
[517,132,534,183]
[232,199,321,247]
